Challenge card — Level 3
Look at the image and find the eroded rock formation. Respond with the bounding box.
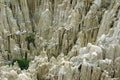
[0,0,120,80]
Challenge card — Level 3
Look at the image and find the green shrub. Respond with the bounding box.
[25,33,35,43]
[25,33,36,50]
[12,58,30,70]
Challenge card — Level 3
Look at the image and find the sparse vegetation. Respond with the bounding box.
[25,33,35,43]
[12,58,30,70]
[25,33,36,50]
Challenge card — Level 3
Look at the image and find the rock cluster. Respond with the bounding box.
[0,0,120,80]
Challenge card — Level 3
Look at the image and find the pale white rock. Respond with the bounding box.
[18,73,32,80]
[94,0,101,7]
[98,2,120,37]
[6,7,18,34]
[114,57,120,79]
[91,67,102,80]
[0,0,120,80]
[19,0,32,32]
[15,30,21,35]
[80,61,92,80]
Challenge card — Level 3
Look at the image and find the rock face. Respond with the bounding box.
[0,0,120,80]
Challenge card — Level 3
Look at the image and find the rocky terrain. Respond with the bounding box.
[0,0,120,80]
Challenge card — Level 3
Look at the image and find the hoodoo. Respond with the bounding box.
[0,0,120,80]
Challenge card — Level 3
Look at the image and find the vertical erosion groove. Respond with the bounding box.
[0,0,120,80]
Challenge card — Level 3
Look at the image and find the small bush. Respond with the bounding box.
[25,33,35,43]
[12,58,30,70]
[25,33,36,50]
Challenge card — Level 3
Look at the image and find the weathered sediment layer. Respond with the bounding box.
[0,0,120,80]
